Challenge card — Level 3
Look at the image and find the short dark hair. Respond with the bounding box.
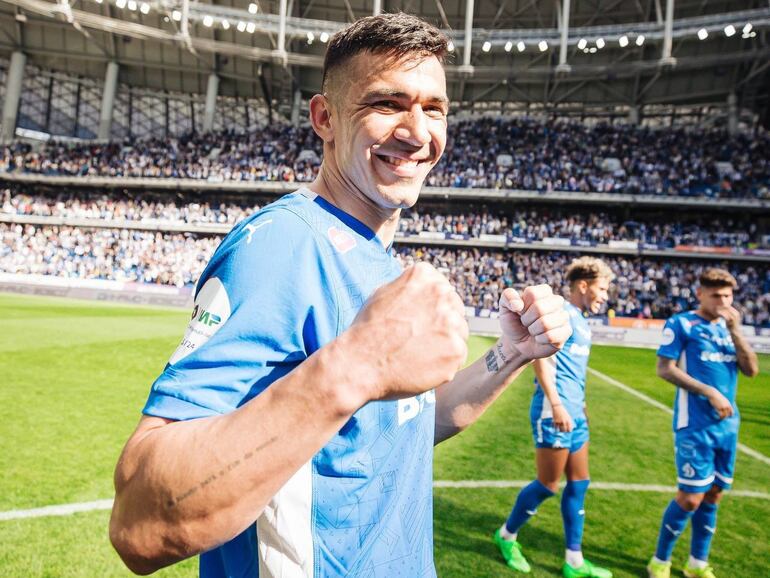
[699,268,738,289]
[322,12,449,93]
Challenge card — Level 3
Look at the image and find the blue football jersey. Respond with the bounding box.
[143,189,438,578]
[657,311,739,431]
[531,302,591,420]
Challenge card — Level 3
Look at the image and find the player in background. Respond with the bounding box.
[647,268,759,578]
[494,256,614,578]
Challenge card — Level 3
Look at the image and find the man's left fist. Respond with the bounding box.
[498,285,572,361]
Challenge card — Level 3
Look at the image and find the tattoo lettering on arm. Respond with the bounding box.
[166,435,279,508]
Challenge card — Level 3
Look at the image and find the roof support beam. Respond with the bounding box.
[661,0,676,65]
[460,0,474,72]
[372,0,381,16]
[556,0,571,73]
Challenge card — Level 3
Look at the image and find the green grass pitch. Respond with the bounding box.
[1,292,768,577]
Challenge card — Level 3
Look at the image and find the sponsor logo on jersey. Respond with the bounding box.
[681,462,696,478]
[327,226,357,254]
[576,326,592,339]
[169,277,231,365]
[397,390,436,426]
[568,343,591,357]
[661,327,676,346]
[700,351,737,363]
[711,335,734,348]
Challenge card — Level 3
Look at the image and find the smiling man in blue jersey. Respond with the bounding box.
[494,256,615,578]
[109,13,573,578]
[647,268,759,578]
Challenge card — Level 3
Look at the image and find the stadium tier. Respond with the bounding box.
[2,116,769,198]
[2,222,768,327]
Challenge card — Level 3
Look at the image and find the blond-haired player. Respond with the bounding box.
[494,256,615,578]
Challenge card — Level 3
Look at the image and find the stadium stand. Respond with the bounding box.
[2,117,769,198]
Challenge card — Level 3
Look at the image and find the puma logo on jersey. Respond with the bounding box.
[243,219,273,244]
[397,390,436,426]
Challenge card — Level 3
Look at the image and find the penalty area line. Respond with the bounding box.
[3,483,770,522]
[586,367,770,468]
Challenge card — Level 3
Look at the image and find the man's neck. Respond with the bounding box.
[569,294,585,312]
[308,165,401,247]
[695,307,719,322]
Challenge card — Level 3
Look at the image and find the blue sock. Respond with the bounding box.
[561,479,590,552]
[655,500,694,561]
[690,501,718,562]
[505,480,555,534]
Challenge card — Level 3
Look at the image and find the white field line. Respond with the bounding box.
[3,482,770,522]
[587,367,770,468]
[0,499,114,521]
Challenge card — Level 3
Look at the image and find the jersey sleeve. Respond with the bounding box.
[657,316,687,360]
[143,208,338,421]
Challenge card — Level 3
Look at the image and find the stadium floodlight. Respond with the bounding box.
[619,35,629,47]
[221,18,230,30]
[447,41,454,52]
[246,22,256,33]
[538,40,548,52]
[577,38,587,50]
[236,20,246,31]
[724,24,736,37]
[636,34,645,46]
[482,41,491,52]
[697,28,708,40]
[127,0,137,11]
[306,31,314,44]
[320,32,329,43]
[517,41,526,52]
[139,2,149,14]
[504,41,512,52]
[203,15,213,27]
[743,23,752,34]
[171,9,181,21]
[248,3,258,14]
[116,0,127,9]
[595,37,605,49]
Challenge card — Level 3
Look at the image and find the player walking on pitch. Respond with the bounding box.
[647,268,759,578]
[494,257,614,578]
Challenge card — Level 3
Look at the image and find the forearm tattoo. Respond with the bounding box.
[485,342,510,374]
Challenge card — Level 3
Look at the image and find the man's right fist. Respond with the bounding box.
[342,262,469,403]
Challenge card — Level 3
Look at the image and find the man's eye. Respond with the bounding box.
[374,101,399,110]
[425,107,447,118]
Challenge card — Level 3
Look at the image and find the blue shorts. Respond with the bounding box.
[532,417,589,453]
[675,421,738,493]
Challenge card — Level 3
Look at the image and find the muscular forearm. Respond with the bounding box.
[433,339,529,444]
[730,329,759,377]
[110,338,365,574]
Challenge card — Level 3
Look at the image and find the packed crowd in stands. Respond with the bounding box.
[2,117,768,198]
[2,190,762,249]
[2,223,767,326]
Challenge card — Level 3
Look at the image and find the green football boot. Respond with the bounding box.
[493,528,531,573]
[646,558,671,578]
[683,563,716,578]
[562,558,613,578]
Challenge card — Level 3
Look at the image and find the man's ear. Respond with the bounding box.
[309,94,334,143]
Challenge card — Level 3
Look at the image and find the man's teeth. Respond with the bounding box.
[381,155,419,167]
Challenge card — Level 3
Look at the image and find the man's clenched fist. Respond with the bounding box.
[341,262,469,405]
[497,285,572,361]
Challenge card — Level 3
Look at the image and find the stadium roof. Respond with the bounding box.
[0,0,768,121]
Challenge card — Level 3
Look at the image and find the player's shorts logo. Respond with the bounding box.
[681,462,696,478]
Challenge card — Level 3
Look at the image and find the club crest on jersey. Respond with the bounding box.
[397,390,436,426]
[327,226,357,254]
[681,462,696,478]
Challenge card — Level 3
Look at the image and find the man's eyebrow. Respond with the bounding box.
[360,89,450,106]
